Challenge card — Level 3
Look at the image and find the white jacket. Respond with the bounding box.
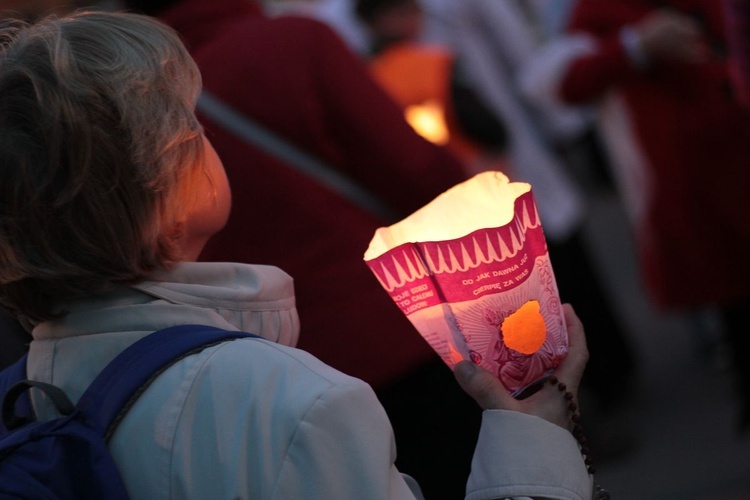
[26,262,592,499]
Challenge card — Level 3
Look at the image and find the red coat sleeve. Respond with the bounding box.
[557,0,648,103]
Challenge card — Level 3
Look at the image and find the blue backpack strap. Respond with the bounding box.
[76,324,259,439]
[0,354,31,435]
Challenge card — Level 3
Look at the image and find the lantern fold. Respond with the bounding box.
[364,171,568,396]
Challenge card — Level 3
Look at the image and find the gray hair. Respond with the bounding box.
[0,10,204,321]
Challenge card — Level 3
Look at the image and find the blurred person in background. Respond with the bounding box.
[265,0,373,54]
[550,0,750,431]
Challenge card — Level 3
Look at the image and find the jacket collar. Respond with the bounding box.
[33,262,299,347]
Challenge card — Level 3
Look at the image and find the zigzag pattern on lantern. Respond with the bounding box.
[372,197,541,293]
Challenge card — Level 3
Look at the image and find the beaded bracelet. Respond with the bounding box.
[548,376,611,500]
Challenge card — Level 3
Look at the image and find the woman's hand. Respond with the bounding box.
[635,9,709,64]
[453,304,589,430]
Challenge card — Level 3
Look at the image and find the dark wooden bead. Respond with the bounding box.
[551,377,599,478]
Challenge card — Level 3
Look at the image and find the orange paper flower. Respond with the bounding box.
[501,300,547,355]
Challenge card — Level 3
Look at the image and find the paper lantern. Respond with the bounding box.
[364,171,568,396]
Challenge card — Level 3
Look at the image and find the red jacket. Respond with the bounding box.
[157,0,467,388]
[724,0,750,106]
[560,0,750,309]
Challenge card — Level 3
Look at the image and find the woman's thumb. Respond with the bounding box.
[454,361,514,410]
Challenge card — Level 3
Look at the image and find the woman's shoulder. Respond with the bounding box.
[112,335,386,498]
[191,336,377,410]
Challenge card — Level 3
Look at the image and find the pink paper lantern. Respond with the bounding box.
[364,171,568,396]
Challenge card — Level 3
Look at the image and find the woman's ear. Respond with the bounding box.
[179,136,231,261]
[159,219,188,266]
[160,136,231,263]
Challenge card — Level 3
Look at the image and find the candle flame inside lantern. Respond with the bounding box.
[364,172,567,395]
[501,300,547,355]
[404,100,449,146]
[364,172,530,259]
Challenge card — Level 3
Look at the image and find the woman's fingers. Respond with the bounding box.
[554,304,589,392]
[453,304,590,430]
[511,306,590,429]
[454,361,518,411]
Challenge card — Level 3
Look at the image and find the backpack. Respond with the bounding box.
[0,324,259,499]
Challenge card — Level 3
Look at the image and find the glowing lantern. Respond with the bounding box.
[364,171,568,396]
[404,100,449,146]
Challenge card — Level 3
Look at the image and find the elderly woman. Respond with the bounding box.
[0,11,592,498]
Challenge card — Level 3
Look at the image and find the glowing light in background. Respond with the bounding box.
[404,100,449,145]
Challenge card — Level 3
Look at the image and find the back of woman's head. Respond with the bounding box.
[0,10,204,322]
